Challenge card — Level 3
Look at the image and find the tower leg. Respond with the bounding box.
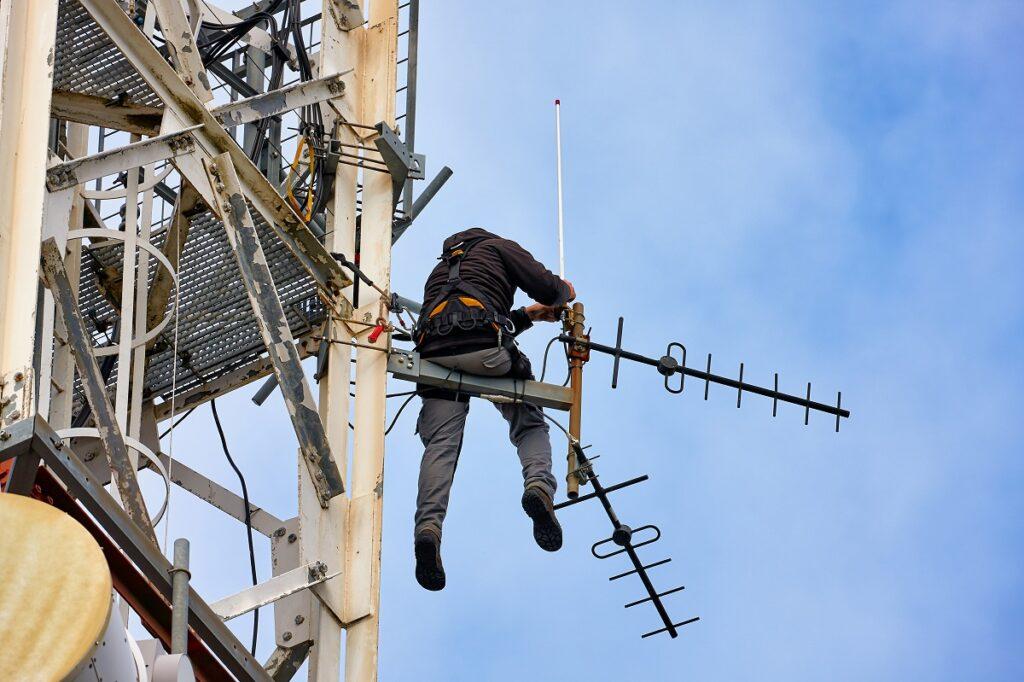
[345,3,399,680]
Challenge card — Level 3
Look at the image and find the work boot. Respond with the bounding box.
[414,527,445,591]
[521,486,562,552]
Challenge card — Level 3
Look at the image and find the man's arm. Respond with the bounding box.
[497,238,573,306]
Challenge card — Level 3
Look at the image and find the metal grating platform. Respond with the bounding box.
[75,204,327,407]
[54,0,162,108]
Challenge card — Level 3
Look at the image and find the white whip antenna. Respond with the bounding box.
[555,98,565,278]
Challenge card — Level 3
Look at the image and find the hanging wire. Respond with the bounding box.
[539,334,572,385]
[158,406,196,440]
[210,399,260,655]
[385,393,417,436]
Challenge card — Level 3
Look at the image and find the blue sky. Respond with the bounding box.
[154,2,1024,680]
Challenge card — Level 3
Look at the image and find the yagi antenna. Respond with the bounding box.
[560,317,851,431]
[555,441,700,639]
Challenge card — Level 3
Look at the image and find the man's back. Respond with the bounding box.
[418,227,569,357]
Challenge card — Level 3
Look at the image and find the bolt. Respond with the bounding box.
[287,533,297,544]
[83,452,95,462]
[282,631,292,642]
[0,431,10,442]
[275,527,286,537]
[13,372,24,383]
[294,615,304,625]
[8,410,18,420]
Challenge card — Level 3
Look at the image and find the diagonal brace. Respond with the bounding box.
[211,72,350,128]
[39,238,157,544]
[203,153,345,506]
[210,561,338,621]
[45,125,202,191]
[149,0,214,102]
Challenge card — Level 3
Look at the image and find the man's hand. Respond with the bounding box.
[525,302,563,322]
[563,279,576,302]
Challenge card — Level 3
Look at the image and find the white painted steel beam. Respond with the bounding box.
[47,124,89,430]
[300,1,365,678]
[345,4,399,680]
[44,125,202,191]
[39,238,158,544]
[210,562,338,621]
[150,0,214,102]
[49,90,163,136]
[156,453,284,537]
[211,72,349,128]
[0,0,59,427]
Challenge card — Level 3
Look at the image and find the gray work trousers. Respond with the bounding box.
[414,347,557,537]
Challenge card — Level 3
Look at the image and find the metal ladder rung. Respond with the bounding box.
[609,558,671,581]
[624,585,684,609]
[642,616,700,639]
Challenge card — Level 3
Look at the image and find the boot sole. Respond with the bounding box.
[414,536,446,591]
[522,490,563,552]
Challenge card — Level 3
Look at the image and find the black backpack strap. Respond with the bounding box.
[415,237,517,349]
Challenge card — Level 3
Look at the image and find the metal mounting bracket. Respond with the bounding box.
[373,121,425,207]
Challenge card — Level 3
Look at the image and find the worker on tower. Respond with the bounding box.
[411,227,575,591]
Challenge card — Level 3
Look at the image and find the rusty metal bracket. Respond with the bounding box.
[373,121,425,207]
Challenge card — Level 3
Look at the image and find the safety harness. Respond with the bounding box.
[414,237,516,349]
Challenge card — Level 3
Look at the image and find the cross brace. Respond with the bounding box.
[45,125,202,191]
[39,238,157,544]
[204,152,345,505]
[210,561,338,621]
[212,72,350,128]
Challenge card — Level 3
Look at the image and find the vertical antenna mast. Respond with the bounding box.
[555,99,565,278]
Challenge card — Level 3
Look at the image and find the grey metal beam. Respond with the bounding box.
[203,153,345,505]
[44,125,202,191]
[0,446,39,495]
[4,415,272,682]
[392,165,452,244]
[388,350,574,411]
[211,72,349,128]
[39,238,158,544]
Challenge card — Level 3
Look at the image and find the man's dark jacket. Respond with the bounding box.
[418,228,571,359]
